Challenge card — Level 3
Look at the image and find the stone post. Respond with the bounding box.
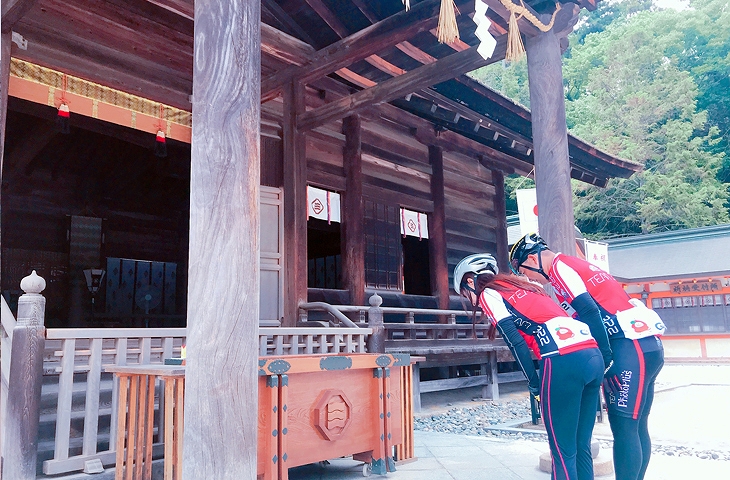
[367,294,385,353]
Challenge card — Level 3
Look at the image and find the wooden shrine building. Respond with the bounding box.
[0,1,640,478]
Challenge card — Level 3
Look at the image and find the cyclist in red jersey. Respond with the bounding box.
[510,233,665,480]
[455,254,607,480]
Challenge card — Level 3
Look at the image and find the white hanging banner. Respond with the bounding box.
[307,185,341,223]
[516,188,539,236]
[584,240,610,273]
[400,208,429,239]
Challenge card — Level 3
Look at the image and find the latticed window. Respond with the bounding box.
[364,200,401,291]
[651,295,730,333]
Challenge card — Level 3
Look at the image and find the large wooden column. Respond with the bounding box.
[182,1,260,478]
[0,32,9,170]
[342,115,365,306]
[0,31,10,297]
[525,29,576,255]
[282,79,307,325]
[428,145,450,312]
[491,169,509,271]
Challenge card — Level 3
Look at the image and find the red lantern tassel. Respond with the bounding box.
[155,129,167,157]
[57,103,71,134]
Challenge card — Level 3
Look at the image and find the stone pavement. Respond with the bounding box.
[289,430,730,480]
[291,364,730,479]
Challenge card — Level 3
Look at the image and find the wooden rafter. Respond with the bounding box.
[304,0,349,38]
[413,89,532,146]
[261,0,469,101]
[1,0,39,31]
[485,0,542,37]
[263,0,316,46]
[143,0,193,20]
[298,41,506,131]
[261,23,315,67]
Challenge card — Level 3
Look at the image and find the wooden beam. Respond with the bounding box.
[414,126,524,175]
[263,0,316,46]
[298,41,506,131]
[1,0,38,32]
[12,29,191,109]
[525,28,575,255]
[182,0,260,478]
[261,23,315,68]
[261,0,461,101]
[282,79,308,326]
[414,88,533,146]
[485,0,541,37]
[304,0,349,37]
[342,115,365,307]
[144,0,194,20]
[428,145,450,313]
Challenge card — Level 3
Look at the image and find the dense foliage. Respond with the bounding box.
[471,0,730,238]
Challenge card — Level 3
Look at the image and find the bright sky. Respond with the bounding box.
[653,0,692,10]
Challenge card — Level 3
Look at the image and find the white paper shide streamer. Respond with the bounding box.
[473,0,497,59]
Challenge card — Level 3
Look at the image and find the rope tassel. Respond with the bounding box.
[57,103,71,134]
[437,0,460,44]
[499,1,563,62]
[505,10,525,62]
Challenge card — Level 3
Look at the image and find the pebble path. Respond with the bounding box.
[414,397,730,461]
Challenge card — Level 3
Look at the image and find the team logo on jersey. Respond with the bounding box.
[630,320,649,333]
[555,327,574,340]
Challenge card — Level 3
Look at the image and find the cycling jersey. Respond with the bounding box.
[479,282,598,358]
[477,280,603,480]
[548,254,666,340]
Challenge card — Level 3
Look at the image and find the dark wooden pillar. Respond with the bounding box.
[0,32,10,169]
[0,31,10,293]
[525,29,576,255]
[282,79,307,325]
[428,145,450,312]
[342,115,365,306]
[492,169,509,271]
[182,1,260,478]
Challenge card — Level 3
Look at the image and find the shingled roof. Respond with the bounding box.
[607,224,730,282]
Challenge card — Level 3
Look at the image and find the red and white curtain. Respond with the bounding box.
[307,185,341,223]
[400,208,429,239]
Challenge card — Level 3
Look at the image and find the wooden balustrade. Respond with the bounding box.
[258,327,371,356]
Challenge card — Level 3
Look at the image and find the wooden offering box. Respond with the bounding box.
[257,353,411,480]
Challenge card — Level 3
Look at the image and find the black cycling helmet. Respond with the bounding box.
[509,233,549,276]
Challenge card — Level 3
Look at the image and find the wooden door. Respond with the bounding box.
[260,187,284,326]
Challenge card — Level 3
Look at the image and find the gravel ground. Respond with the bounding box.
[414,394,730,462]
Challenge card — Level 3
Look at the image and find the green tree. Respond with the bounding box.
[471,0,730,238]
[565,8,728,235]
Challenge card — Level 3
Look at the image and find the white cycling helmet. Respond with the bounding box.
[453,253,498,294]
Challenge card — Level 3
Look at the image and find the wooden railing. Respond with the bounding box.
[39,325,371,476]
[0,295,16,479]
[41,328,187,476]
[258,327,371,356]
[330,299,501,352]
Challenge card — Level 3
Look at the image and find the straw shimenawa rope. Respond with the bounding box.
[402,0,459,44]
[500,1,562,62]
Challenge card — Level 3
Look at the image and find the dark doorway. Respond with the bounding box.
[307,218,342,289]
[402,236,431,295]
